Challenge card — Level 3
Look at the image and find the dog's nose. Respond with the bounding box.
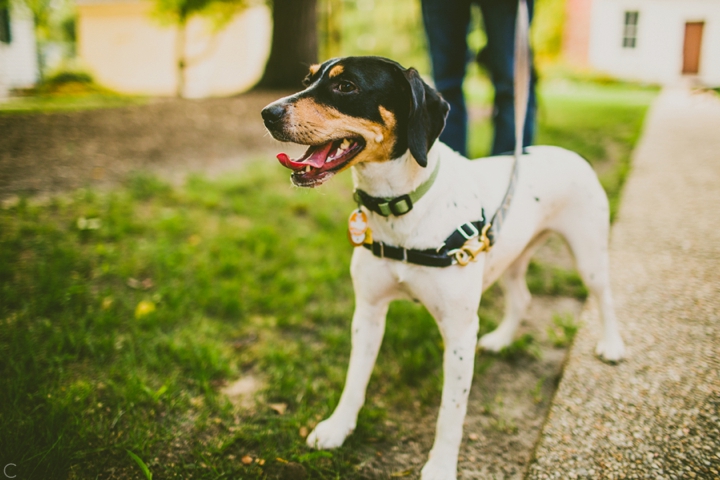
[261,103,287,124]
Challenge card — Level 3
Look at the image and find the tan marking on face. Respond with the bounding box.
[308,64,320,76]
[285,99,399,171]
[328,64,344,78]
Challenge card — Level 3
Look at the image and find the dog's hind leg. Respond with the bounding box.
[552,210,626,362]
[479,232,548,352]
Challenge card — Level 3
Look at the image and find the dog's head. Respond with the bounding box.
[261,56,449,187]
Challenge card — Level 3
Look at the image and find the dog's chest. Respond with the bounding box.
[367,157,511,251]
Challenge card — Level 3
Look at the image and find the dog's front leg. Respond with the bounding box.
[307,298,389,449]
[421,314,479,480]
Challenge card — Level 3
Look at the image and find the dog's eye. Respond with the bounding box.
[335,81,358,93]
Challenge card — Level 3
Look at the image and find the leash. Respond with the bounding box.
[486,0,529,245]
[353,0,531,267]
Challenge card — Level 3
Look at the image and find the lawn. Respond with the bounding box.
[0,78,656,479]
[0,77,146,115]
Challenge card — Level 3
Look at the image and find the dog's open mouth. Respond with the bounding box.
[277,137,365,187]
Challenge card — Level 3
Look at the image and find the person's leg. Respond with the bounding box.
[478,0,537,155]
[421,0,473,156]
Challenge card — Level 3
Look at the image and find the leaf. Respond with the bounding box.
[135,300,156,319]
[126,450,153,480]
[390,469,413,477]
[268,402,287,415]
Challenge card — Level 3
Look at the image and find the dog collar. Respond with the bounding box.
[353,160,440,216]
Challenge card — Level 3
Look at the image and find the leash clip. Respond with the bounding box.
[454,224,492,266]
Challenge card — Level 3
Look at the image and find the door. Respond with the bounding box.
[682,22,704,74]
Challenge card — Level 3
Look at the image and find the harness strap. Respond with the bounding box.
[363,242,455,268]
[362,210,486,268]
[354,159,440,216]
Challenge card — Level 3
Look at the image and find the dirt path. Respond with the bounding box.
[529,87,720,479]
[0,91,303,199]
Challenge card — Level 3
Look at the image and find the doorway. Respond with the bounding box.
[682,22,704,74]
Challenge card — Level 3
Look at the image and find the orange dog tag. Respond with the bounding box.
[348,209,369,246]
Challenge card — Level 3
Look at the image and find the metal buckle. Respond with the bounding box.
[457,222,479,240]
[388,195,413,216]
[454,224,492,266]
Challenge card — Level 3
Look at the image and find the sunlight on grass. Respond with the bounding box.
[0,93,148,114]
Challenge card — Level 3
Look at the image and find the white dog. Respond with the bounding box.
[261,56,625,480]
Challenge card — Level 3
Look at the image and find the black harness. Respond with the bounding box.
[362,214,488,267]
[355,151,523,268]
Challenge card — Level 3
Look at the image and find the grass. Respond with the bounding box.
[0,74,146,115]
[0,93,147,114]
[0,79,656,479]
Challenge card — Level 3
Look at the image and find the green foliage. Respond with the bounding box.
[44,70,92,86]
[321,0,429,72]
[126,450,153,480]
[532,0,566,62]
[152,0,246,26]
[531,377,545,404]
[526,259,588,299]
[546,312,580,348]
[0,69,145,114]
[497,333,541,361]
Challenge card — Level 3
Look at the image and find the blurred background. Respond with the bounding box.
[1,0,717,100]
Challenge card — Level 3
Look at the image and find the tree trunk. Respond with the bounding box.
[258,0,318,90]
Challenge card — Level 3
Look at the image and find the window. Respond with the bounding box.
[622,11,639,48]
[0,6,10,44]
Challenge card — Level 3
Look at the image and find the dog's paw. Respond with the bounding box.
[595,337,626,363]
[420,459,457,480]
[478,329,513,352]
[306,417,354,450]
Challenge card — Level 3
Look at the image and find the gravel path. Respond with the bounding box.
[528,87,720,479]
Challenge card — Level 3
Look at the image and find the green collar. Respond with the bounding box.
[353,160,440,217]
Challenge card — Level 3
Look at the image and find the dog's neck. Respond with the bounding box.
[351,143,442,198]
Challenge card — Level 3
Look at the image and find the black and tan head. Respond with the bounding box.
[261,56,450,187]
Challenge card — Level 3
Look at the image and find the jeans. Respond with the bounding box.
[421,0,537,157]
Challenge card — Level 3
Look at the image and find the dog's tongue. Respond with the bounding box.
[277,141,334,171]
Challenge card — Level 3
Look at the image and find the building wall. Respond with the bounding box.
[563,0,594,66]
[76,1,271,97]
[588,0,720,86]
[0,6,39,92]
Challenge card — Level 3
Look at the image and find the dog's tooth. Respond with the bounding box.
[305,165,311,173]
[341,139,350,149]
[336,148,343,156]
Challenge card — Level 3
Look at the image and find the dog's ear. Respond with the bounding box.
[403,68,450,167]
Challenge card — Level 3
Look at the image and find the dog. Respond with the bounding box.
[261,56,625,480]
